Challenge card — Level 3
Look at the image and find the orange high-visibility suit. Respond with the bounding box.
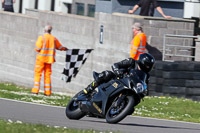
[130,32,147,60]
[32,34,67,95]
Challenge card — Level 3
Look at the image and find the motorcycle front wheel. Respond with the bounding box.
[65,91,86,120]
[106,94,135,124]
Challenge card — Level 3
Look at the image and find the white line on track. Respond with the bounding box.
[0,97,65,109]
[130,116,200,125]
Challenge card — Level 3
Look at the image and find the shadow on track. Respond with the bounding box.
[118,122,200,131]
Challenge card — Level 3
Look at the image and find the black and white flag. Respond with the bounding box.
[61,49,93,82]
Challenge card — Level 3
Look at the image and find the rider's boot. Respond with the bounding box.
[83,81,98,94]
[74,81,98,101]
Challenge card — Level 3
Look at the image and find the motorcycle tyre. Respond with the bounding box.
[106,95,135,124]
[65,91,86,120]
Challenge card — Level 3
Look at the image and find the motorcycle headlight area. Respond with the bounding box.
[136,82,147,94]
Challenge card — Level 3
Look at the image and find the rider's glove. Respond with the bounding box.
[114,69,123,78]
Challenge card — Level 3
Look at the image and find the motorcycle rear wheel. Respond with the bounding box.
[106,95,135,124]
[65,91,86,120]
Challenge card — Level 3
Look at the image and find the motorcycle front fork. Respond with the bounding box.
[114,93,126,107]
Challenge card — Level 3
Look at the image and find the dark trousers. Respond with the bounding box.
[4,5,14,12]
[85,70,116,93]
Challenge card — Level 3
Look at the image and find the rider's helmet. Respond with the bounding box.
[137,53,155,73]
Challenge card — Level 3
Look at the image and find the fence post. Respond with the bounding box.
[162,35,166,61]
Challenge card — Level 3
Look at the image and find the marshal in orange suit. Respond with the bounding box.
[130,22,147,60]
[32,25,67,96]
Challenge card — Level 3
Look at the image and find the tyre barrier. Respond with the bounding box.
[148,61,200,101]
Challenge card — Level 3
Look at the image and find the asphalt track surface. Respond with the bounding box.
[0,98,200,133]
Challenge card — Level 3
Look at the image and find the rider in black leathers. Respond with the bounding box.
[83,53,155,94]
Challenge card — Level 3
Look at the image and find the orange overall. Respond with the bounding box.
[130,32,147,60]
[32,34,66,95]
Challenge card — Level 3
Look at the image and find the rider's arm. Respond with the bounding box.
[112,58,136,71]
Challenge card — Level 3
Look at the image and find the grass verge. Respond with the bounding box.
[0,83,200,124]
[0,83,71,107]
[0,119,112,133]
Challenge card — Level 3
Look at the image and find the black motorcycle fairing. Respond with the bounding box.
[129,69,147,84]
[78,83,110,117]
[98,79,135,116]
[90,81,123,116]
[80,101,103,116]
[78,79,132,117]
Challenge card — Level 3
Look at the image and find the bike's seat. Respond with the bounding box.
[93,71,99,81]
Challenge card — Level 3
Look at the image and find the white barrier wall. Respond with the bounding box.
[184,1,200,18]
[54,0,72,13]
[22,0,36,14]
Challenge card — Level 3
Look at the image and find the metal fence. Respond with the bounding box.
[162,34,200,61]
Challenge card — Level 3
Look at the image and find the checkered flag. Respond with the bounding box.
[61,49,93,82]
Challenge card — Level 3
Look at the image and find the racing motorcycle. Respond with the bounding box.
[65,69,148,124]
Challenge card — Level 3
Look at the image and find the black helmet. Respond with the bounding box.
[137,53,155,73]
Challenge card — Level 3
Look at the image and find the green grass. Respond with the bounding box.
[0,83,71,107]
[0,83,200,124]
[134,96,200,123]
[0,119,110,133]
